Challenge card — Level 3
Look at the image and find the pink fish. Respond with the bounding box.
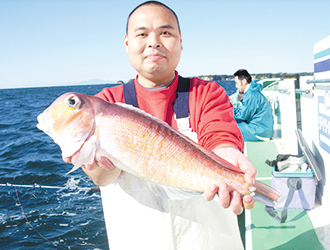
[37,92,280,204]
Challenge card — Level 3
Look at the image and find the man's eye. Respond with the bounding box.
[137,33,147,37]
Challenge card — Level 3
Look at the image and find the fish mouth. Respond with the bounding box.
[36,112,90,158]
[36,112,52,133]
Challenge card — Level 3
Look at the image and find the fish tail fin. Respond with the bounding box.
[252,193,275,207]
[254,180,281,202]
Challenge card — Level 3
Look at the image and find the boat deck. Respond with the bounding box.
[244,140,324,250]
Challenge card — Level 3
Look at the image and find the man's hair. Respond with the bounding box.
[234,69,252,83]
[126,1,181,34]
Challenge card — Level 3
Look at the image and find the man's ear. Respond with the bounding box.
[124,34,129,54]
[242,78,248,85]
[180,33,183,51]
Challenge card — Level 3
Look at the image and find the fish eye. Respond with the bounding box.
[66,95,80,108]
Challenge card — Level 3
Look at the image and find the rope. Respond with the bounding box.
[0,182,100,192]
[14,186,54,244]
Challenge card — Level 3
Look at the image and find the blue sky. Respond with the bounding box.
[1,0,329,89]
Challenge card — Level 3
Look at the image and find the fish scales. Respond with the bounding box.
[96,104,245,193]
[37,92,281,204]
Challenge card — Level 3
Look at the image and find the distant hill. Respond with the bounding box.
[72,79,130,85]
[197,72,313,81]
[75,72,314,86]
[72,79,115,85]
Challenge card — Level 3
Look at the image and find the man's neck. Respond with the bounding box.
[139,79,174,91]
[137,72,176,88]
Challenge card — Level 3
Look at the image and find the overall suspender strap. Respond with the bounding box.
[173,76,190,118]
[122,76,191,118]
[123,79,138,108]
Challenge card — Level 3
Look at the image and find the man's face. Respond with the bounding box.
[125,4,183,86]
[234,76,247,93]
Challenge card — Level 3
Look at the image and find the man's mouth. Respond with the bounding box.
[145,53,165,60]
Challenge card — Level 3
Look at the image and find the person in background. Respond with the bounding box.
[230,69,274,142]
[64,2,256,249]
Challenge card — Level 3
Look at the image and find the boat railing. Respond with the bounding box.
[295,89,313,95]
[306,78,330,84]
[293,78,330,95]
[261,77,306,151]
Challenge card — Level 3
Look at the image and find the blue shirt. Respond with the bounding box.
[230,81,274,141]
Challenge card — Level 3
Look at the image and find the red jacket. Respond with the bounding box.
[95,72,243,152]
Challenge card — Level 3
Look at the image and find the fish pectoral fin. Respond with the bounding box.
[65,135,98,175]
[147,182,202,200]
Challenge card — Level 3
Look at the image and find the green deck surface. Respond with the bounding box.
[245,141,324,250]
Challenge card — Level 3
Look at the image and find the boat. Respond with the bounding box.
[243,34,330,249]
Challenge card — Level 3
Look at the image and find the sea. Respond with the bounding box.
[0,80,236,249]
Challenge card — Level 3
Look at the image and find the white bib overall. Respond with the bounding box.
[100,78,244,249]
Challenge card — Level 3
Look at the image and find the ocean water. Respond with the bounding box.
[0,80,235,249]
[217,80,236,96]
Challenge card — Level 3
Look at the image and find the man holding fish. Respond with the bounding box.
[53,1,270,249]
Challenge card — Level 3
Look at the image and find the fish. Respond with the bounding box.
[37,92,281,205]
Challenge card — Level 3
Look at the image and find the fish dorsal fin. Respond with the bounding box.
[114,102,188,134]
[168,125,244,174]
[197,147,245,174]
[114,102,140,110]
[114,102,244,174]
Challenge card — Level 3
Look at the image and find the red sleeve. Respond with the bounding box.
[189,78,244,152]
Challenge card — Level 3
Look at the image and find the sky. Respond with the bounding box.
[1,0,329,89]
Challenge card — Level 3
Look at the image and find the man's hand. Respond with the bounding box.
[203,145,257,215]
[63,152,121,186]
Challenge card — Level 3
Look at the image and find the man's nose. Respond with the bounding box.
[147,34,161,48]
